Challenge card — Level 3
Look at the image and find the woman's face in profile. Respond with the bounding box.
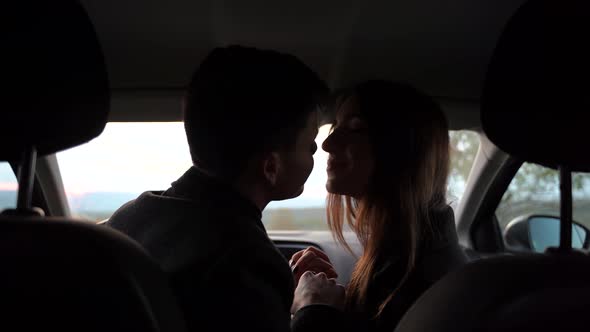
[322,96,375,198]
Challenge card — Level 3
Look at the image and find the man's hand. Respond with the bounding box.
[291,271,346,314]
[289,247,338,286]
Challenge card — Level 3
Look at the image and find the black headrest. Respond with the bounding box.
[395,253,590,332]
[0,216,187,331]
[2,0,109,161]
[481,0,590,171]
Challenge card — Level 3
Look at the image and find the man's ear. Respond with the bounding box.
[263,152,282,187]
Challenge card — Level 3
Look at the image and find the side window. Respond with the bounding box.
[0,162,18,211]
[57,122,193,221]
[496,162,590,247]
[447,130,480,204]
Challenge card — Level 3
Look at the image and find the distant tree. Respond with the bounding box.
[447,131,588,205]
[501,163,586,204]
[448,131,480,202]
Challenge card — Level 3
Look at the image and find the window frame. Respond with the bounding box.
[0,161,51,215]
[468,156,523,253]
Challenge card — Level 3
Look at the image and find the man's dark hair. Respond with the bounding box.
[184,45,329,179]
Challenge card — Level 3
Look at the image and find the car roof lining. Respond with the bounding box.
[82,0,526,129]
[82,0,522,98]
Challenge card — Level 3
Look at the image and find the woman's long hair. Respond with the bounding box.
[327,81,450,317]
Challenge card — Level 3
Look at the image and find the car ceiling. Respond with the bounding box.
[81,0,525,128]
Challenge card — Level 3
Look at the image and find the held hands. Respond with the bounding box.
[289,247,338,286]
[291,271,346,314]
[289,247,345,314]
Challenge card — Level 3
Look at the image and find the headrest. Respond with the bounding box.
[481,0,590,171]
[2,0,109,161]
[395,253,590,332]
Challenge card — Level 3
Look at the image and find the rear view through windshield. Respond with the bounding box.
[56,123,480,230]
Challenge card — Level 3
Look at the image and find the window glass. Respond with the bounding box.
[57,123,480,229]
[497,163,590,229]
[0,162,18,211]
[57,123,192,221]
[447,130,480,204]
[496,162,590,246]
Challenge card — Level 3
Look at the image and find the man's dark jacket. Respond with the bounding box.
[108,167,295,331]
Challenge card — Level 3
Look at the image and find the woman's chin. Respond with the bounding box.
[326,180,364,198]
[326,180,347,195]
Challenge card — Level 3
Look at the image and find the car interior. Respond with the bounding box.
[2,0,588,330]
[396,1,590,331]
[3,2,186,331]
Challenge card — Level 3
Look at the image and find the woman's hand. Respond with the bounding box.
[289,247,338,286]
[291,271,346,314]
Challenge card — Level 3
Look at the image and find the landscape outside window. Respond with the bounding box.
[497,163,590,231]
[0,162,17,211]
[55,122,480,230]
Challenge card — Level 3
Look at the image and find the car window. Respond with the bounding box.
[57,123,480,229]
[496,162,590,236]
[447,130,480,204]
[0,162,18,211]
[57,123,193,221]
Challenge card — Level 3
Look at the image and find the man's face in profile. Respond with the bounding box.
[272,111,319,201]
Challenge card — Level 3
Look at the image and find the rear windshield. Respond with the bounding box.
[56,123,480,230]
